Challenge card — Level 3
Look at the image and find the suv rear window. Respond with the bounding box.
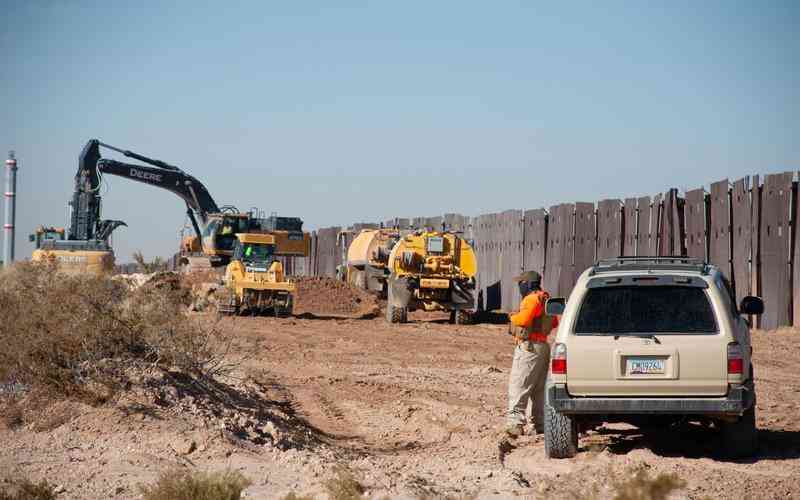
[574,286,717,334]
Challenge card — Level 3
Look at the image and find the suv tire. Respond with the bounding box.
[721,397,758,458]
[544,385,578,458]
[388,305,408,324]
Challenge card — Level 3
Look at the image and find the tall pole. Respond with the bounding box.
[3,151,17,266]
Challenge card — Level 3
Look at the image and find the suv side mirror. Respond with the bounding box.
[28,234,35,243]
[546,297,566,316]
[739,296,764,316]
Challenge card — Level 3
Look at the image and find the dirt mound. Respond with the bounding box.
[293,277,379,318]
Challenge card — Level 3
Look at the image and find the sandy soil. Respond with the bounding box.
[2,314,799,499]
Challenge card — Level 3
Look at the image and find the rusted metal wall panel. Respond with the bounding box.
[411,217,426,230]
[652,193,663,255]
[596,199,622,260]
[731,177,752,303]
[672,191,685,256]
[474,213,502,311]
[684,188,706,260]
[543,205,563,295]
[314,227,341,277]
[523,209,547,279]
[499,210,524,311]
[425,216,444,231]
[751,175,761,323]
[759,172,793,329]
[573,202,595,281]
[307,231,318,276]
[624,198,637,256]
[636,196,653,256]
[658,190,681,256]
[709,180,732,278]
[544,204,575,297]
[444,213,469,233]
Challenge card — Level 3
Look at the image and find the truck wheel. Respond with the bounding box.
[455,309,472,325]
[544,385,578,458]
[721,398,758,458]
[387,305,408,324]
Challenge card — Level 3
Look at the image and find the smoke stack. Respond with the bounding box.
[3,151,17,267]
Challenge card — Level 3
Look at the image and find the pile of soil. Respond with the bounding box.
[293,277,379,318]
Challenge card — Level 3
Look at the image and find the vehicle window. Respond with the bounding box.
[574,286,717,334]
[242,244,273,264]
[717,275,738,318]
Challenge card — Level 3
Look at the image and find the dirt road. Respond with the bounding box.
[3,313,800,498]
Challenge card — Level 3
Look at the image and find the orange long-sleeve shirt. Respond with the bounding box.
[510,291,559,330]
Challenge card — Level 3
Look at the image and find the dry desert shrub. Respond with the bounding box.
[139,469,250,500]
[612,466,686,500]
[323,466,365,500]
[0,262,232,402]
[0,476,56,500]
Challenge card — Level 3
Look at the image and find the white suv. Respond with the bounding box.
[543,257,763,459]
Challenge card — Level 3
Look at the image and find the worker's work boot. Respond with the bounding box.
[505,424,525,438]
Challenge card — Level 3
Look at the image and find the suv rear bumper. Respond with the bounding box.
[547,383,754,416]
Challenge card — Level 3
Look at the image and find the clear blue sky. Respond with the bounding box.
[2,1,798,262]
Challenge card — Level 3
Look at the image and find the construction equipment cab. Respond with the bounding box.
[220,233,295,317]
[542,257,764,459]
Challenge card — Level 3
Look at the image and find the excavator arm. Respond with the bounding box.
[70,139,220,248]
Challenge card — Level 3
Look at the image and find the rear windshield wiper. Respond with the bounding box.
[613,333,661,344]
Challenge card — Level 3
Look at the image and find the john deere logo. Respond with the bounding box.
[130,168,162,183]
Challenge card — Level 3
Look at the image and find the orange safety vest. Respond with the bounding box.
[513,290,558,343]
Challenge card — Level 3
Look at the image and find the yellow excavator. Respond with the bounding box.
[32,139,308,274]
[218,232,308,316]
[386,231,477,324]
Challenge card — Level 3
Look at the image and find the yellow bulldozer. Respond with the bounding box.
[386,231,477,324]
[218,232,308,316]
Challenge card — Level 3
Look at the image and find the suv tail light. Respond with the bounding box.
[552,343,567,375]
[727,343,743,374]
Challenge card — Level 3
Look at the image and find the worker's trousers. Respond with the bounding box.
[507,341,551,430]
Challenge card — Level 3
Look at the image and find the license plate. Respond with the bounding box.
[627,358,665,375]
[420,278,450,289]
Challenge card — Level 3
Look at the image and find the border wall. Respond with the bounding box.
[298,173,798,329]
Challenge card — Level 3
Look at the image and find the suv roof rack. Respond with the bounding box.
[589,256,710,276]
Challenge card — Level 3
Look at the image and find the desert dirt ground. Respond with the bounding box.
[3,307,800,499]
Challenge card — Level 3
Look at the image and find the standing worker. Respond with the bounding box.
[505,270,559,438]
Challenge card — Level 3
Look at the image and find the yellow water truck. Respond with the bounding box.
[386,231,477,324]
[344,228,401,297]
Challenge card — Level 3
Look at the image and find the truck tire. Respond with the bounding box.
[544,385,578,458]
[721,398,758,458]
[455,309,472,325]
[388,305,408,324]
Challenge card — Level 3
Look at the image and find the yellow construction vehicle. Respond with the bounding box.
[30,226,116,275]
[386,231,477,324]
[341,228,401,297]
[218,232,308,316]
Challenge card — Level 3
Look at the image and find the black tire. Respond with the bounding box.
[388,305,408,324]
[544,385,579,458]
[455,309,472,325]
[721,398,758,458]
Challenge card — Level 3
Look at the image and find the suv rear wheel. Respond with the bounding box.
[544,385,578,458]
[721,398,758,458]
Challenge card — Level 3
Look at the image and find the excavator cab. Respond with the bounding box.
[29,226,66,249]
